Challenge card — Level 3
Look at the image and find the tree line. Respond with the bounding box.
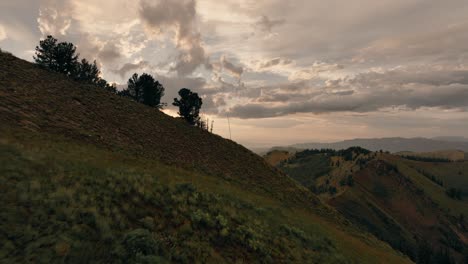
[34,35,212,130]
[400,155,452,163]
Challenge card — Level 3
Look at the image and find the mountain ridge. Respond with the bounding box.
[266,137,468,154]
[267,148,468,263]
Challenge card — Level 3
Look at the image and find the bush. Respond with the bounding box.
[116,229,160,260]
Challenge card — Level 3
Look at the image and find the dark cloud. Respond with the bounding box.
[98,42,122,63]
[223,67,468,118]
[258,57,292,69]
[156,75,207,105]
[255,15,285,33]
[139,0,210,76]
[220,56,243,78]
[112,61,149,78]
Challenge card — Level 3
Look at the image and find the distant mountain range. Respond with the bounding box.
[268,137,468,153]
[432,136,468,142]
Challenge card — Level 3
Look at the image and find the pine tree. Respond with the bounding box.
[173,88,203,125]
[34,35,78,76]
[125,73,165,108]
[75,59,100,83]
[34,35,58,69]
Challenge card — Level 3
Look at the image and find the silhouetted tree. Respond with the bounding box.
[123,73,165,108]
[34,35,57,69]
[96,78,117,93]
[34,35,78,76]
[75,59,100,83]
[140,74,165,107]
[117,89,132,97]
[127,73,142,101]
[173,88,203,125]
[33,35,116,93]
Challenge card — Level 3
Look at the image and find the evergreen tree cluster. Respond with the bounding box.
[118,73,166,109]
[401,155,452,163]
[34,35,208,129]
[34,35,115,92]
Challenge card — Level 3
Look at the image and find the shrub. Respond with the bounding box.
[117,229,159,259]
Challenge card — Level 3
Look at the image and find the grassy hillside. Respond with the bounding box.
[263,150,293,167]
[396,150,466,162]
[273,148,468,263]
[0,51,411,263]
[398,158,468,196]
[289,138,468,153]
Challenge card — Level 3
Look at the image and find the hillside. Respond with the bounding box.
[271,148,468,263]
[263,150,294,167]
[0,51,412,262]
[289,138,468,153]
[396,150,467,162]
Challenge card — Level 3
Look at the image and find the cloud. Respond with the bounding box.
[220,55,243,78]
[37,0,72,36]
[288,62,344,81]
[257,58,292,69]
[255,15,285,33]
[354,22,468,64]
[36,0,126,70]
[0,24,6,41]
[156,74,207,105]
[139,0,209,76]
[223,67,468,118]
[3,0,468,143]
[112,61,150,78]
[98,41,122,63]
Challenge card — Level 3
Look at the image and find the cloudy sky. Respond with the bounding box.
[1,0,468,147]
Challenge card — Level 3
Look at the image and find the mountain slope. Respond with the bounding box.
[272,148,468,263]
[396,150,466,162]
[0,51,411,262]
[290,138,468,153]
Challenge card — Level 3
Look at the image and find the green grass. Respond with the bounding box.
[0,130,410,263]
[278,154,332,190]
[277,149,467,263]
[0,134,336,263]
[391,157,468,217]
[401,159,468,194]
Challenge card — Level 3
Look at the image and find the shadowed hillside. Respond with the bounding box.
[271,148,468,263]
[289,138,468,153]
[0,51,412,263]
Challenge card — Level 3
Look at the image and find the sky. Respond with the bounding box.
[1,0,468,148]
